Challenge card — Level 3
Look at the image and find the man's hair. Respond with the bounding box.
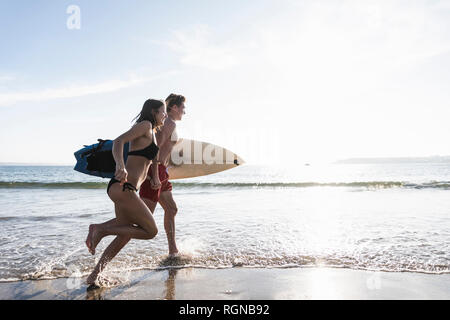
[165,94,185,112]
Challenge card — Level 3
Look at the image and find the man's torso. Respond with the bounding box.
[157,118,178,167]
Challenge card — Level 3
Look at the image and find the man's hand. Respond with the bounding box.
[150,177,161,190]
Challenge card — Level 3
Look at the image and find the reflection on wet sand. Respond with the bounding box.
[161,254,192,300]
[83,254,191,300]
[85,286,106,300]
[164,268,178,300]
[2,266,449,300]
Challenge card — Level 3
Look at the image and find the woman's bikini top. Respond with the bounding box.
[128,135,159,160]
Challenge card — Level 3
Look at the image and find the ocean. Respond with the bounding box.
[0,163,449,283]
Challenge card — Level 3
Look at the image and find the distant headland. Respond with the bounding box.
[334,156,450,164]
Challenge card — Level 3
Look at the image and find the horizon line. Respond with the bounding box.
[1,155,450,166]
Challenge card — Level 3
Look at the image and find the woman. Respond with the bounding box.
[85,98,167,286]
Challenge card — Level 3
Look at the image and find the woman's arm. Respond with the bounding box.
[112,121,152,183]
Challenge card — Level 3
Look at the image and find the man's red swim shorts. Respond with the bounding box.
[139,164,173,202]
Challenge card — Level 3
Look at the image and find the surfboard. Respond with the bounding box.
[73,138,244,180]
[167,139,245,180]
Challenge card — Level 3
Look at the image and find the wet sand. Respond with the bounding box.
[0,267,449,300]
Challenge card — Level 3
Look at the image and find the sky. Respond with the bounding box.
[1,0,450,165]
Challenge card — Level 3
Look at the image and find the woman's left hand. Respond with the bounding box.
[115,166,128,185]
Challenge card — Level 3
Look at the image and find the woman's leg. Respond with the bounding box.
[86,188,158,255]
[86,204,133,285]
[86,197,157,256]
[85,197,158,277]
[85,217,122,253]
[86,235,130,285]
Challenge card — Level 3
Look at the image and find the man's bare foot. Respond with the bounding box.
[85,224,104,255]
[168,245,179,256]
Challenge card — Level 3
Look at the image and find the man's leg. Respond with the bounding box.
[139,175,159,214]
[158,191,178,255]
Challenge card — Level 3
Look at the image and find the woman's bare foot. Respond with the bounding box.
[86,270,99,286]
[85,224,104,255]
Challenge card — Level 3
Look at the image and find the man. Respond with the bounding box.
[139,93,186,256]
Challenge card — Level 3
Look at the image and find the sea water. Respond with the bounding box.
[0,163,449,282]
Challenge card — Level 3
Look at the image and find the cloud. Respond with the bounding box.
[279,0,450,67]
[165,24,243,70]
[0,71,177,107]
[161,1,450,92]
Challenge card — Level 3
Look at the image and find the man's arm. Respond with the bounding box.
[155,121,176,162]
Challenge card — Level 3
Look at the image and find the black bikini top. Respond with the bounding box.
[128,136,159,160]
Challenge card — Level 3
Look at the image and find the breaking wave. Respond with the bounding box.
[1,181,449,190]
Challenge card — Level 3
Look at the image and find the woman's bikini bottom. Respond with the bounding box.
[107,178,138,194]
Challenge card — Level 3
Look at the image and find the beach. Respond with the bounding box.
[0,267,449,300]
[0,164,449,300]
[2,0,450,304]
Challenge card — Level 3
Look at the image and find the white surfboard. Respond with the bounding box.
[167,139,244,180]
